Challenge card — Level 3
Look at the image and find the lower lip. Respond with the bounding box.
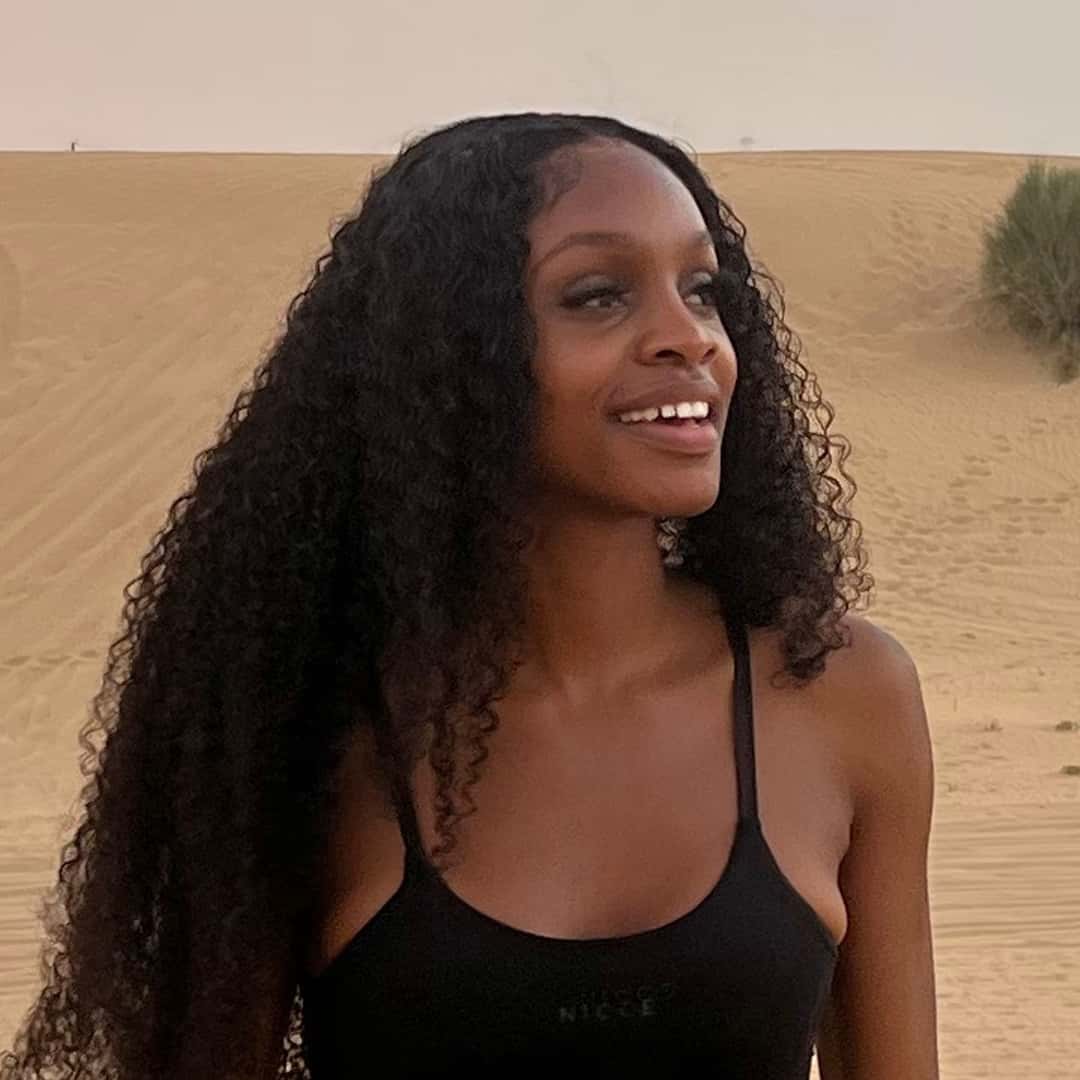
[609,417,720,455]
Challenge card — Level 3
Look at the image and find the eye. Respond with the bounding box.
[564,273,725,313]
[689,273,724,308]
[564,285,625,311]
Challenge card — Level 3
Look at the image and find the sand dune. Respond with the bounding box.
[1,149,1078,1077]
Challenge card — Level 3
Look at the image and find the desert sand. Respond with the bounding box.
[0,149,1077,1077]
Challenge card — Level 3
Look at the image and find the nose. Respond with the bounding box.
[642,287,727,368]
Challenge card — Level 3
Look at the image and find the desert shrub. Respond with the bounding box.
[981,159,1080,382]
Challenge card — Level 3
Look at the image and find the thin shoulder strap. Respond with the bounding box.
[726,613,760,824]
[390,772,428,876]
[393,779,423,852]
[367,649,428,876]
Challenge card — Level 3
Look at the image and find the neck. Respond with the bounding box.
[511,510,711,703]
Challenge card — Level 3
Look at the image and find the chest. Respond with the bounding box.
[406,633,851,947]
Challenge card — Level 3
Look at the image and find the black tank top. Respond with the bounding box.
[300,616,839,1078]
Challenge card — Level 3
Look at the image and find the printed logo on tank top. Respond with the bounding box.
[556,980,678,1024]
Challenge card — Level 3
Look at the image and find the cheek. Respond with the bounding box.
[529,377,613,481]
[533,375,607,450]
[528,326,623,462]
[532,336,616,420]
[533,393,602,457]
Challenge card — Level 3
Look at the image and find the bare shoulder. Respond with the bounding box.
[823,612,934,811]
[825,611,922,689]
[307,728,400,963]
[325,727,385,816]
[814,613,941,1076]
[303,724,415,977]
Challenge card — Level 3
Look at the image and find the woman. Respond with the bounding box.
[1,113,939,1078]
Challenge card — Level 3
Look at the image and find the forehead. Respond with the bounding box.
[527,140,709,263]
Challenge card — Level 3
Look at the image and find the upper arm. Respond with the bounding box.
[816,617,940,1080]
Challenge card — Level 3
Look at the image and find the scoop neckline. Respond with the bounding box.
[411,814,753,948]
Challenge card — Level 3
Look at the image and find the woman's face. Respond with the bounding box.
[523,139,738,523]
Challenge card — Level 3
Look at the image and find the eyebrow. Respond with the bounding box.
[534,228,715,270]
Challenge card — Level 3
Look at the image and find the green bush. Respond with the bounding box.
[981,159,1080,382]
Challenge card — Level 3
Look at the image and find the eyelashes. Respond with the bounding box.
[564,272,726,312]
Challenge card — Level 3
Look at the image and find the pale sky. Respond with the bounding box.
[3,0,1078,155]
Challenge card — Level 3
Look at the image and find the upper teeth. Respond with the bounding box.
[616,401,710,423]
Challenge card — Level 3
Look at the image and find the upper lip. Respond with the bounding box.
[609,383,722,420]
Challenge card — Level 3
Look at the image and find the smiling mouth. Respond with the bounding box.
[608,405,718,428]
[606,412,721,454]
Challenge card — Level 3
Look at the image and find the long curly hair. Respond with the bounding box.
[1,111,872,1079]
